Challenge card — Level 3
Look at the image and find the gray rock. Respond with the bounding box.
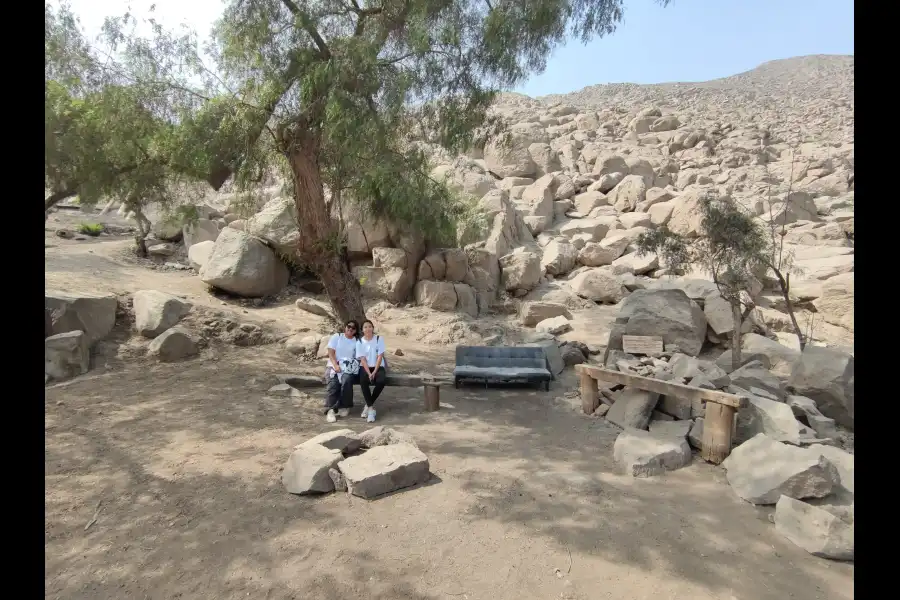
[808,444,854,494]
[569,268,628,304]
[358,426,419,449]
[722,434,839,505]
[740,333,801,378]
[338,443,431,499]
[183,218,220,250]
[715,351,772,374]
[560,344,586,367]
[728,362,785,400]
[284,334,320,356]
[536,315,572,335]
[657,395,693,420]
[519,301,572,327]
[147,326,199,362]
[774,496,854,561]
[735,396,804,445]
[281,444,344,494]
[267,383,304,398]
[648,419,692,439]
[617,289,707,356]
[613,428,692,477]
[788,346,854,429]
[295,297,333,318]
[132,290,192,338]
[45,290,118,346]
[786,395,839,440]
[687,418,704,449]
[297,429,363,454]
[329,468,348,492]
[199,228,289,298]
[606,387,660,430]
[45,331,90,380]
[188,240,216,271]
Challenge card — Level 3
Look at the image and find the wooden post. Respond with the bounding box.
[424,384,440,412]
[580,371,599,415]
[701,401,737,464]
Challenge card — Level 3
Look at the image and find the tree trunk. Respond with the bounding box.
[45,188,77,212]
[772,267,806,350]
[287,136,367,325]
[132,205,152,258]
[730,299,743,372]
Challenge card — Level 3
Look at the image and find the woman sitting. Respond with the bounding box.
[356,319,387,423]
[324,320,361,423]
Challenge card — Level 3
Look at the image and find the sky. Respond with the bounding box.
[62,0,854,97]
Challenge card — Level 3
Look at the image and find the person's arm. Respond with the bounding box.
[327,335,341,372]
[356,341,372,376]
[373,336,386,372]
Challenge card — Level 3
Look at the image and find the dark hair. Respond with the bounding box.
[362,319,375,332]
[344,320,360,339]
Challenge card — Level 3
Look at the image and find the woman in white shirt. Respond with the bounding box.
[324,320,361,423]
[356,320,387,423]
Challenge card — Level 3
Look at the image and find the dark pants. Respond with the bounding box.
[360,367,387,407]
[324,373,357,413]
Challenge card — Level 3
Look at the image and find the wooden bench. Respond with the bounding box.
[275,373,450,412]
[574,364,749,464]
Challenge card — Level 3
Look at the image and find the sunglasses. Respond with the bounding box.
[345,324,357,330]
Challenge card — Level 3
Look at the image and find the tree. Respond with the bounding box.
[47,0,671,323]
[635,191,768,371]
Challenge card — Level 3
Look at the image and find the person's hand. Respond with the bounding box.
[333,364,342,373]
[367,369,374,378]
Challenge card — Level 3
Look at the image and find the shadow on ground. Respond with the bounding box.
[45,346,852,600]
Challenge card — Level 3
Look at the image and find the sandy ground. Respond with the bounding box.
[45,210,854,600]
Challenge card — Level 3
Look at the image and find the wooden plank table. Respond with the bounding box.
[275,373,450,412]
[574,364,749,464]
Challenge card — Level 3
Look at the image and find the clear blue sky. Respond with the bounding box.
[65,0,854,97]
[517,0,854,96]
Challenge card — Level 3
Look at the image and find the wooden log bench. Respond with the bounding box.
[275,373,451,412]
[574,364,749,464]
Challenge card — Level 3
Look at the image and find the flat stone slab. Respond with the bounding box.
[338,443,430,499]
[613,428,691,478]
[775,495,854,561]
[296,429,362,454]
[722,433,839,505]
[282,444,344,495]
[606,387,660,430]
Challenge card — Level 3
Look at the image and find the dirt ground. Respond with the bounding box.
[45,212,854,600]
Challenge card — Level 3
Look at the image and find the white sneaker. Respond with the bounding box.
[366,408,376,423]
[361,405,370,419]
[326,409,337,423]
[337,408,350,418]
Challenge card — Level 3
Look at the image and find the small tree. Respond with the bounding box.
[636,191,769,371]
[47,0,672,323]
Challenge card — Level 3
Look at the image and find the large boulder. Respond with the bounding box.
[281,444,344,495]
[667,188,709,237]
[578,234,630,267]
[484,132,538,178]
[45,291,118,347]
[519,301,572,327]
[244,197,299,255]
[728,361,786,400]
[788,347,854,429]
[187,240,215,271]
[616,289,707,356]
[569,268,628,304]
[132,290,192,338]
[414,281,478,316]
[608,174,647,213]
[774,495,853,561]
[813,273,853,332]
[722,434,839,505]
[337,443,431,499]
[740,333,801,378]
[182,218,220,251]
[735,395,804,445]
[540,239,578,276]
[613,428,691,477]
[45,331,90,380]
[606,388,660,430]
[199,228,290,297]
[356,266,415,304]
[147,326,199,362]
[499,251,542,292]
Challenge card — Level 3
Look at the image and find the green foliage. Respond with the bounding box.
[636,192,769,304]
[77,222,105,236]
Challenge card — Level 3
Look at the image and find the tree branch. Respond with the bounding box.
[280,0,331,59]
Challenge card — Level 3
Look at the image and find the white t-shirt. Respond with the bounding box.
[356,335,387,368]
[327,333,359,362]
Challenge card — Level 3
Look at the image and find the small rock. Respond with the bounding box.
[394,348,405,356]
[147,326,199,362]
[295,297,334,318]
[687,418,704,449]
[338,443,430,499]
[592,404,609,417]
[536,315,572,335]
[613,428,692,477]
[774,495,853,560]
[132,290,192,338]
[297,429,363,454]
[284,333,320,356]
[329,468,348,492]
[359,426,418,449]
[281,444,343,494]
[605,387,660,430]
[45,331,90,380]
[267,384,303,398]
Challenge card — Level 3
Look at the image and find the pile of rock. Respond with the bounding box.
[45,290,119,382]
[282,427,430,499]
[724,434,853,560]
[132,290,199,361]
